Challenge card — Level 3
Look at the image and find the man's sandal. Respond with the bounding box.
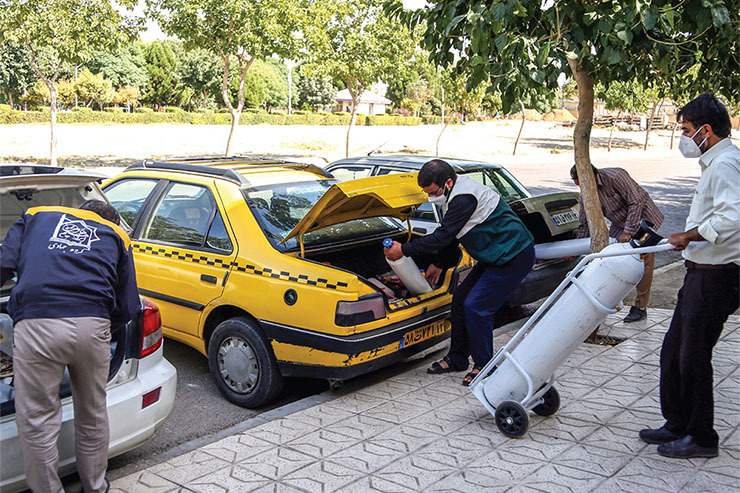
[427,356,461,374]
[462,366,482,386]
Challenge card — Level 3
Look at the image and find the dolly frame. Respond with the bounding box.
[469,241,676,418]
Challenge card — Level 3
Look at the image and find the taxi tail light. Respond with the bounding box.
[335,294,385,326]
[140,298,163,358]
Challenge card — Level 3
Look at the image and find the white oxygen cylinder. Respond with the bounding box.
[535,237,617,260]
[482,242,645,407]
[383,238,432,295]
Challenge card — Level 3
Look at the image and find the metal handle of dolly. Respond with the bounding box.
[469,240,676,404]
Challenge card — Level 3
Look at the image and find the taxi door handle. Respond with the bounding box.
[200,274,218,284]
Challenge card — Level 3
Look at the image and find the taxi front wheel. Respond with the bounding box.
[208,317,284,408]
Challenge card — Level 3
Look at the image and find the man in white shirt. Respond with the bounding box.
[639,93,739,459]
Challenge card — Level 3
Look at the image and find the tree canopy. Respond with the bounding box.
[387,0,738,251]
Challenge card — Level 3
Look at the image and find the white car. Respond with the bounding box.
[0,164,177,492]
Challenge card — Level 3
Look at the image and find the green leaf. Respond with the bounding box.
[711,6,730,27]
[445,14,466,35]
[641,7,657,30]
[696,8,711,30]
[471,55,483,67]
[536,40,550,66]
[616,30,633,44]
[493,3,507,22]
[665,10,675,29]
[565,50,578,60]
[494,33,507,54]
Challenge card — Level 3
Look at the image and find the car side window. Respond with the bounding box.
[205,211,233,252]
[412,202,437,222]
[104,178,159,229]
[329,166,373,181]
[376,168,406,176]
[143,182,228,250]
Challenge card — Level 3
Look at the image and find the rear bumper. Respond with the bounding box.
[507,258,578,305]
[260,306,451,379]
[0,349,176,493]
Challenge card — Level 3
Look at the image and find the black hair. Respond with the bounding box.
[418,159,457,188]
[570,164,598,181]
[677,93,731,138]
[80,199,120,224]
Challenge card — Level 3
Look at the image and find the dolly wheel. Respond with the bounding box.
[532,386,560,417]
[495,401,529,438]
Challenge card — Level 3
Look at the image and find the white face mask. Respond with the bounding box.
[427,185,449,205]
[679,126,707,158]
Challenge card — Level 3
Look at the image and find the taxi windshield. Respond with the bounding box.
[242,180,404,251]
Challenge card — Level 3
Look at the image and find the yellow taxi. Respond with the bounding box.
[103,157,473,407]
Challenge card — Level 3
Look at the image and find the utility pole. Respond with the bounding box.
[285,59,296,115]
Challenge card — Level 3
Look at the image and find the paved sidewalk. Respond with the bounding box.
[111,308,740,492]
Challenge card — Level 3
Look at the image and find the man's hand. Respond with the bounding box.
[668,232,691,251]
[384,240,404,261]
[617,233,632,243]
[668,227,703,251]
[425,264,443,286]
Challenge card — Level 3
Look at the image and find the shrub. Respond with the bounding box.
[137,107,154,114]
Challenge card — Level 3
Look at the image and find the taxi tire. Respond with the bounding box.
[208,317,284,408]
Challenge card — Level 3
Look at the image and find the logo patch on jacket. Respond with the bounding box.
[49,214,100,252]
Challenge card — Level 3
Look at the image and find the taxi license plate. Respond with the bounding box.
[399,320,447,349]
[551,209,578,226]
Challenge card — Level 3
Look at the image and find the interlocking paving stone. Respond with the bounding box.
[148,450,232,485]
[354,380,421,401]
[111,309,739,493]
[110,470,183,493]
[334,475,417,492]
[185,464,274,492]
[201,434,276,463]
[289,404,357,429]
[373,454,458,490]
[285,428,362,459]
[281,460,366,492]
[249,417,319,445]
[362,399,431,424]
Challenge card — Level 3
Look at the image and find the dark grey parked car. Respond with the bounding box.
[326,155,580,304]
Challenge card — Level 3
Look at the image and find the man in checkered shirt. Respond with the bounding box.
[570,164,664,322]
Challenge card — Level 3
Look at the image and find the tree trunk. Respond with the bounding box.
[643,100,659,151]
[9,92,13,109]
[221,54,254,156]
[670,120,679,150]
[346,99,358,158]
[48,82,58,166]
[513,100,525,156]
[436,110,454,156]
[567,59,609,253]
[608,110,621,152]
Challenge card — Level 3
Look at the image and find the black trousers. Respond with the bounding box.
[660,263,739,447]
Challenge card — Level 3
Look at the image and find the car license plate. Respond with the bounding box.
[399,320,447,349]
[551,209,578,226]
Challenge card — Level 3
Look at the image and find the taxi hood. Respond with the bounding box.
[281,172,426,244]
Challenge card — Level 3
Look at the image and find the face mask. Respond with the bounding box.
[428,185,449,205]
[679,126,707,158]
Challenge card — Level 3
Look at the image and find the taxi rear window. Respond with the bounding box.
[243,180,403,251]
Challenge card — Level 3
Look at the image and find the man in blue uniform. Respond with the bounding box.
[0,200,139,493]
[384,159,535,385]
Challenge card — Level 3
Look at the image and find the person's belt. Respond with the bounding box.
[685,260,739,270]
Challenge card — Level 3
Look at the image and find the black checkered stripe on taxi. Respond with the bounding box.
[132,243,349,290]
[133,244,232,268]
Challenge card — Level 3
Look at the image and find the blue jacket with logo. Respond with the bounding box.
[0,206,139,328]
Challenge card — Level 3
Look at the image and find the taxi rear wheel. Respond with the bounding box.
[207,317,283,408]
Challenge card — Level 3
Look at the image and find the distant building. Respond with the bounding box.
[335,89,391,116]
